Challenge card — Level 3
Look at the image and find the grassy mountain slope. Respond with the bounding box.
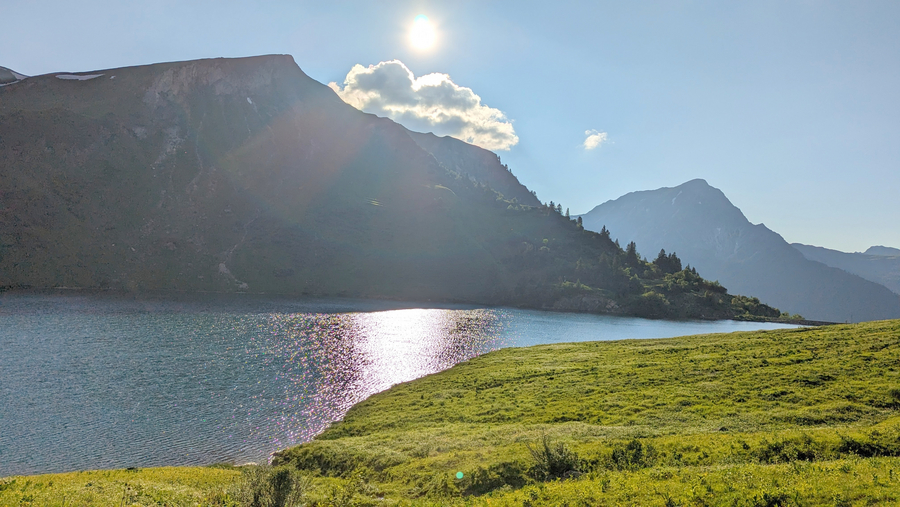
[5,320,899,505]
[579,179,900,322]
[1,56,777,319]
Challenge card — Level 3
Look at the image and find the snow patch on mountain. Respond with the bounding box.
[56,73,104,81]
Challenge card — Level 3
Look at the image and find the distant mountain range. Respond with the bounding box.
[579,179,900,323]
[792,243,900,295]
[863,245,900,257]
[0,55,777,320]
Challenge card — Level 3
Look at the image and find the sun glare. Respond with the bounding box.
[410,14,436,51]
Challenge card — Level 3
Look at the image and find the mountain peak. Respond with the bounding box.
[679,178,711,188]
[865,245,900,257]
[580,182,900,322]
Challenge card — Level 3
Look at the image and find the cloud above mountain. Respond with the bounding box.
[329,60,518,151]
[583,129,608,150]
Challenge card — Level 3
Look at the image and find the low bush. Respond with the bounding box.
[236,465,310,507]
[526,434,582,481]
[464,460,528,495]
[609,439,658,470]
[274,440,405,477]
[837,430,900,458]
[754,434,824,464]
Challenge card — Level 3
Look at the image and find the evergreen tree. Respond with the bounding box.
[625,241,640,267]
[599,226,611,241]
[668,252,682,272]
[653,249,683,274]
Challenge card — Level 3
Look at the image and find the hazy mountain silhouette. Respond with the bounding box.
[0,56,774,319]
[579,179,900,322]
[792,243,900,295]
[865,246,900,257]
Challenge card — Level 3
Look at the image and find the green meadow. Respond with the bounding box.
[3,320,900,506]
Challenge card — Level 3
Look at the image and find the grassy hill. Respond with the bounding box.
[4,320,899,505]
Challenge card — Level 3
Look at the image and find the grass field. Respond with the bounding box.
[3,320,899,505]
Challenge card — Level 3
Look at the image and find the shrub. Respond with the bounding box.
[274,441,404,476]
[526,434,582,481]
[464,461,528,495]
[889,388,900,406]
[754,435,823,464]
[236,465,309,507]
[750,491,791,507]
[837,431,900,458]
[323,468,380,507]
[414,472,459,499]
[609,439,657,470]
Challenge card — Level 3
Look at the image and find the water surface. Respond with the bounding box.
[0,293,795,476]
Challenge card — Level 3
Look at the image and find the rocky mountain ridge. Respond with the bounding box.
[579,179,900,322]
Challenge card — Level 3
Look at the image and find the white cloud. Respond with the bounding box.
[583,129,608,150]
[329,60,518,151]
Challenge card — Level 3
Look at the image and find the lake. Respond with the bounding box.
[0,293,797,476]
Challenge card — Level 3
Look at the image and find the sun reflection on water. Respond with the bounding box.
[251,307,507,451]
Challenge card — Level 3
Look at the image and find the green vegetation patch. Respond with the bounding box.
[272,320,900,504]
[0,466,240,506]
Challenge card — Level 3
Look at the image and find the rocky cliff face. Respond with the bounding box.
[579,179,900,322]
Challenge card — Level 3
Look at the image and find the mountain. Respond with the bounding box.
[579,179,900,323]
[865,245,900,257]
[0,66,28,86]
[792,243,900,295]
[407,131,540,207]
[0,55,776,320]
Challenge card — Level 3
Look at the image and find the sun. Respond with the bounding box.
[409,14,436,51]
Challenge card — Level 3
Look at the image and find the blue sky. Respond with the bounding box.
[4,0,899,252]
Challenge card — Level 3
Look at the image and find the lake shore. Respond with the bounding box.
[3,320,898,505]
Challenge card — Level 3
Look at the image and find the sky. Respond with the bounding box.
[3,0,899,252]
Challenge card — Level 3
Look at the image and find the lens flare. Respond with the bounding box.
[410,14,436,50]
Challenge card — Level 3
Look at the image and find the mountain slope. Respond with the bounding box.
[792,243,900,295]
[579,179,900,322]
[0,56,772,319]
[866,245,900,257]
[406,131,540,207]
[0,66,27,86]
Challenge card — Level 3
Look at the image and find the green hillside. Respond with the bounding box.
[5,320,899,505]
